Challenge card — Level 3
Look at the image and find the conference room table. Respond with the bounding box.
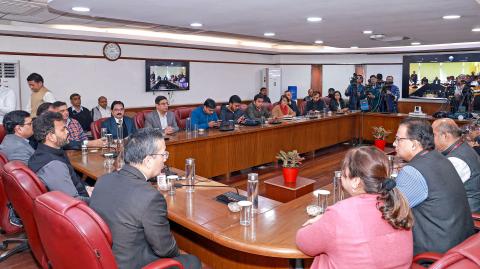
[67,150,317,269]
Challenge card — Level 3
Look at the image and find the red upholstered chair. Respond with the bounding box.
[2,161,49,268]
[262,102,273,112]
[239,104,248,112]
[0,125,5,144]
[0,153,28,262]
[174,107,195,130]
[300,101,307,116]
[412,233,480,269]
[34,191,183,269]
[91,118,108,139]
[215,105,221,117]
[134,110,153,129]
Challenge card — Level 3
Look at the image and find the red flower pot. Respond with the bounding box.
[374,139,387,151]
[282,167,299,184]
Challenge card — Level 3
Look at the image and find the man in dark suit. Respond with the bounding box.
[90,128,201,269]
[144,95,179,134]
[101,100,136,139]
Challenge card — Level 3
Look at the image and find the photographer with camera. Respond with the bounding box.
[345,74,366,110]
[366,75,382,112]
[380,76,400,113]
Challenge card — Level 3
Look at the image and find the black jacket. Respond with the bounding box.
[68,106,93,132]
[90,165,179,269]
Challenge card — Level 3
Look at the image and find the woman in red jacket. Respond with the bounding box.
[296,146,413,269]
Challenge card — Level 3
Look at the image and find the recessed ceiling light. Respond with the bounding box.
[363,30,373,34]
[442,15,461,20]
[411,42,421,45]
[350,46,359,49]
[307,17,322,22]
[71,6,90,12]
[314,40,324,44]
[472,28,480,32]
[264,32,275,37]
[370,34,385,39]
[190,22,203,27]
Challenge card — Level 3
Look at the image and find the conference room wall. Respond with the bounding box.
[0,35,276,109]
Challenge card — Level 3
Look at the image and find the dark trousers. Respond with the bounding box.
[171,254,201,269]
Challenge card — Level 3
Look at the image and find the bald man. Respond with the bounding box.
[432,118,480,212]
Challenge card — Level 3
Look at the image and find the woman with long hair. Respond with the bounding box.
[272,95,296,118]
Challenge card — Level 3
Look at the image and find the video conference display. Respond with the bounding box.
[146,60,189,92]
[402,53,480,99]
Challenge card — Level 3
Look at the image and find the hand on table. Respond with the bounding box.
[302,214,323,227]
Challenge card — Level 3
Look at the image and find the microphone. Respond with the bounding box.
[173,183,239,194]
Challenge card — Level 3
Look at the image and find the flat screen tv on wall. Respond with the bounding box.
[146,60,190,91]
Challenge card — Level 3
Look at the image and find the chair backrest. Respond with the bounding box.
[215,105,221,117]
[34,191,117,269]
[322,96,332,107]
[134,110,152,129]
[2,161,49,268]
[299,101,307,115]
[262,102,273,112]
[0,152,22,235]
[429,233,480,269]
[174,107,195,130]
[91,118,109,139]
[0,125,6,144]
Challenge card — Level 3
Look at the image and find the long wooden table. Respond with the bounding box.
[68,151,316,269]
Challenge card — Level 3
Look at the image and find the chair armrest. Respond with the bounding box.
[413,252,443,263]
[472,213,480,220]
[142,258,184,269]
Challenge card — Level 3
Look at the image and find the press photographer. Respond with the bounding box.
[379,76,400,113]
[366,75,381,112]
[344,74,366,110]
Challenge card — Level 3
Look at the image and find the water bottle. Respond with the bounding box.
[333,171,344,203]
[116,119,124,141]
[81,144,88,155]
[185,158,195,193]
[247,173,259,213]
[186,117,192,133]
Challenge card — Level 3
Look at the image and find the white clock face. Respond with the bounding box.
[103,43,121,61]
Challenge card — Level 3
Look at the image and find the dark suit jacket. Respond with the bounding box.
[101,116,136,139]
[144,111,179,132]
[289,100,300,116]
[90,165,179,269]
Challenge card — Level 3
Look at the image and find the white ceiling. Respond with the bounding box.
[44,0,480,48]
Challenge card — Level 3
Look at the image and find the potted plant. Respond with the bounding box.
[276,150,305,184]
[372,126,392,151]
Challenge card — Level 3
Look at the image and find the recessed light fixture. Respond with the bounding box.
[72,6,90,12]
[264,32,275,37]
[370,34,385,39]
[363,30,373,34]
[190,22,203,27]
[350,46,359,49]
[307,17,322,22]
[442,15,461,20]
[472,28,480,32]
[411,42,421,45]
[314,40,324,44]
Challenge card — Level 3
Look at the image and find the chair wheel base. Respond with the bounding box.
[0,240,29,261]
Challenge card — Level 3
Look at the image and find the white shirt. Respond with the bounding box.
[114,117,124,125]
[448,157,471,183]
[98,106,111,118]
[157,111,168,130]
[24,91,55,113]
[0,86,16,123]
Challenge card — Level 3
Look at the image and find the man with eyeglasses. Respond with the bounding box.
[0,110,34,164]
[190,98,219,129]
[90,128,201,269]
[144,95,179,134]
[393,117,474,255]
[101,100,136,139]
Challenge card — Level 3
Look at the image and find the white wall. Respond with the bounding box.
[279,65,311,101]
[322,65,355,97]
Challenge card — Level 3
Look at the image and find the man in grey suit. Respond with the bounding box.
[144,95,179,134]
[90,128,200,269]
[0,110,34,164]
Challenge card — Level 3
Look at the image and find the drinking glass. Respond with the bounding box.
[238,200,252,226]
[314,189,330,214]
[166,175,178,196]
[106,134,113,148]
[101,128,108,141]
[104,153,114,168]
[157,174,168,191]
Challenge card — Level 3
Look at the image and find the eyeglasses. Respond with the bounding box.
[150,151,169,160]
[394,136,411,143]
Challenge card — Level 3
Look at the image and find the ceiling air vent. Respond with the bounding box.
[370,34,410,42]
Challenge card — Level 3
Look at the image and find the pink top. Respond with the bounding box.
[296,194,413,269]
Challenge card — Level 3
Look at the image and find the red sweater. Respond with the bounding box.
[296,194,413,269]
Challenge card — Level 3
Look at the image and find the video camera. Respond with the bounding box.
[350,73,359,85]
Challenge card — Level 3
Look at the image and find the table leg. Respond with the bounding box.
[289,258,304,269]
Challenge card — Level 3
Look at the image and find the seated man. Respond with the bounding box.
[68,93,93,132]
[284,90,300,116]
[0,110,34,164]
[144,95,179,134]
[90,128,201,269]
[432,118,480,213]
[304,91,326,115]
[101,101,136,139]
[36,102,54,116]
[258,87,271,103]
[190,98,219,129]
[219,95,245,124]
[91,96,111,121]
[28,112,90,203]
[246,94,271,121]
[53,101,103,149]
[393,118,474,255]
